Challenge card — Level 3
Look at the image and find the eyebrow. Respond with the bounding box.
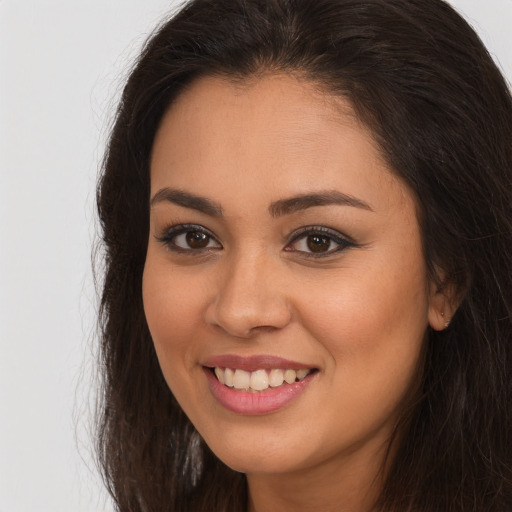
[269,190,373,217]
[150,187,372,218]
[150,188,223,217]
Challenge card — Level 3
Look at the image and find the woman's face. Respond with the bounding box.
[143,74,444,478]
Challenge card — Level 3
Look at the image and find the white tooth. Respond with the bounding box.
[268,369,284,387]
[296,369,311,380]
[233,369,251,390]
[214,367,225,384]
[250,369,269,391]
[224,368,234,387]
[284,369,297,384]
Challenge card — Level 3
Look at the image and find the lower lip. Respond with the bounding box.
[204,368,315,415]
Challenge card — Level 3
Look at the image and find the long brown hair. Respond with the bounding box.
[96,1,512,510]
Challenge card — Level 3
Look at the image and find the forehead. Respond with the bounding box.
[154,73,363,155]
[150,73,412,214]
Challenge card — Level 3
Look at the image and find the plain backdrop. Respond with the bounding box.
[0,1,510,511]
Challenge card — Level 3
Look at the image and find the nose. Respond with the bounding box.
[204,251,292,339]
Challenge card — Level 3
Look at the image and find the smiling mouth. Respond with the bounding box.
[211,367,315,393]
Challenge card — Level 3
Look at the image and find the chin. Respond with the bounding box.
[200,428,319,475]
[216,449,301,475]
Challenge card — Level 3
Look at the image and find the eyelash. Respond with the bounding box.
[156,224,356,258]
[285,225,356,258]
[156,224,221,254]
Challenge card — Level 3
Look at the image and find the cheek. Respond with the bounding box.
[142,255,207,376]
[296,255,430,402]
[298,285,427,449]
[310,284,421,329]
[142,260,213,427]
[308,245,428,344]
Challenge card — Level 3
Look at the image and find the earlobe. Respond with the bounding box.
[428,305,450,331]
[427,281,460,331]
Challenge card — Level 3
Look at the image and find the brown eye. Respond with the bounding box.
[306,235,331,253]
[286,227,354,257]
[158,225,221,252]
[185,230,210,248]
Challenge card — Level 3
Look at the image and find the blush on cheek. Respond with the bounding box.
[305,277,428,369]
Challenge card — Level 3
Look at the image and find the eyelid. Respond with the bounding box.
[155,223,355,257]
[285,225,356,256]
[155,223,222,252]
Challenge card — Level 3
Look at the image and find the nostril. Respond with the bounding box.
[205,295,292,338]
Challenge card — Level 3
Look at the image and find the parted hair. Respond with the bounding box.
[96,0,512,510]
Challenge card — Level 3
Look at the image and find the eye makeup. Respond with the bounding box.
[155,222,358,259]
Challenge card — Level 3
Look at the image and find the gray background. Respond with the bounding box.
[0,1,510,511]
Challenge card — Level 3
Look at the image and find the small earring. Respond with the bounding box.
[441,311,449,329]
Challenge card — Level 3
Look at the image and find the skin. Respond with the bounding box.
[143,74,447,512]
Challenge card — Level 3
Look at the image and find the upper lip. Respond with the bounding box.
[202,354,316,372]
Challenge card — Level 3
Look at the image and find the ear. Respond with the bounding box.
[427,280,460,331]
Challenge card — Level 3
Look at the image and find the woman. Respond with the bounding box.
[96,0,512,510]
